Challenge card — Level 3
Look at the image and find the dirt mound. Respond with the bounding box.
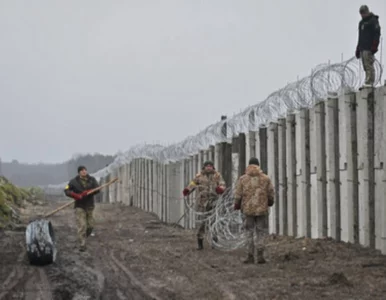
[0,176,45,229]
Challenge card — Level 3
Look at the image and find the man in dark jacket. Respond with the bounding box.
[64,166,100,251]
[355,5,381,88]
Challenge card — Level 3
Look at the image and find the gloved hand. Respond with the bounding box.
[183,188,190,196]
[80,190,90,198]
[70,192,83,201]
[355,47,360,59]
[371,40,379,54]
[234,203,241,210]
[215,186,225,194]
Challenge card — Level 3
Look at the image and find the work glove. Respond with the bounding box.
[355,47,360,59]
[234,203,241,210]
[215,186,225,194]
[371,40,379,54]
[182,188,190,196]
[70,192,83,201]
[80,190,90,198]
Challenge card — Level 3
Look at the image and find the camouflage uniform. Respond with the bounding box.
[185,165,225,248]
[234,163,274,263]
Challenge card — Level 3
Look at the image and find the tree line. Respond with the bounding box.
[0,153,116,187]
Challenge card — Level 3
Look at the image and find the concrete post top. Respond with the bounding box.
[314,98,325,106]
[286,113,296,119]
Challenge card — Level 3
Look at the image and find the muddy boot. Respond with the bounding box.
[197,238,204,250]
[256,249,266,264]
[86,228,92,237]
[243,254,254,264]
[79,245,86,252]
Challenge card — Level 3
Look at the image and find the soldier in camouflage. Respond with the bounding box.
[182,161,226,250]
[64,166,100,251]
[234,157,274,264]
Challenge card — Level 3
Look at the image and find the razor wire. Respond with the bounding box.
[42,57,383,251]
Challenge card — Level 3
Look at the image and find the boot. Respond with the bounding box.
[79,245,86,252]
[197,238,204,250]
[243,254,254,264]
[256,249,266,264]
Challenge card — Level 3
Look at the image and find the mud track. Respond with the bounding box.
[1,201,386,299]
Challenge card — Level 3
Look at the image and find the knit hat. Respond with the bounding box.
[77,165,87,173]
[203,160,214,167]
[359,5,369,14]
[248,157,260,166]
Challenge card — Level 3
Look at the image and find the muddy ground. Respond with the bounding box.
[1,200,386,300]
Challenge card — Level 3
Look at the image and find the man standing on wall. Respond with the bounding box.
[64,166,100,251]
[234,157,274,264]
[355,5,381,88]
[182,161,226,250]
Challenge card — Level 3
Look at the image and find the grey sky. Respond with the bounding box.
[1,0,385,163]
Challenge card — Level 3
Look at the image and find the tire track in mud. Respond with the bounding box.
[109,250,161,300]
[95,240,159,300]
[24,268,53,300]
[72,257,105,300]
[160,247,238,299]
[0,245,27,300]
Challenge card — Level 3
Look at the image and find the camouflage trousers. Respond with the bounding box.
[244,215,268,256]
[75,207,94,247]
[196,201,216,240]
[361,50,375,85]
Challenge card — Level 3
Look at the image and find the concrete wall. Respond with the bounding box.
[102,86,386,254]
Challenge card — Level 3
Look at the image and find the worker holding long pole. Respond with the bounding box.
[64,166,100,252]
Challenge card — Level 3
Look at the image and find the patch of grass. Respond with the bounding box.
[0,176,44,228]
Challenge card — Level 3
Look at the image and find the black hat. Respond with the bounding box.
[77,165,87,173]
[359,5,369,14]
[248,157,260,166]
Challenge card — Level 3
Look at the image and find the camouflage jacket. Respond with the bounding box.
[234,165,274,216]
[187,170,226,209]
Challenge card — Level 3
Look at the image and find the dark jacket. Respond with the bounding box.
[357,13,381,51]
[64,175,100,209]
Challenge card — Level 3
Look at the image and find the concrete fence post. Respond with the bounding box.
[268,122,279,234]
[278,118,288,236]
[209,145,215,162]
[339,91,359,243]
[310,102,327,238]
[286,114,297,237]
[296,109,311,238]
[232,136,240,189]
[249,131,257,161]
[326,93,341,240]
[374,86,386,253]
[357,88,376,248]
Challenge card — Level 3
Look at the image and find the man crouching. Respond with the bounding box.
[64,166,100,251]
[234,158,274,264]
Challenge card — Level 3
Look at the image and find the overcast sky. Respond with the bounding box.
[0,0,385,164]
